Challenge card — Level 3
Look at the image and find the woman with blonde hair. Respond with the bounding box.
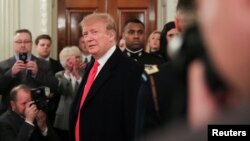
[54,46,83,141]
[145,30,161,54]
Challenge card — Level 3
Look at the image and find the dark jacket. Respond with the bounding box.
[0,55,58,112]
[49,58,63,74]
[69,48,144,141]
[0,110,61,141]
[123,50,165,66]
[135,62,187,137]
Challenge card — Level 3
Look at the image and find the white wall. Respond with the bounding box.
[0,0,57,61]
[157,0,178,31]
[166,0,178,22]
[19,0,57,58]
[0,0,19,61]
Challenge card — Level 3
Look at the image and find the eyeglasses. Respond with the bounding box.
[14,40,32,44]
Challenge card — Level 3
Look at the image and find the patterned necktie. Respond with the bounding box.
[75,61,99,141]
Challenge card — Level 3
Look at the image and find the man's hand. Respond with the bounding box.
[26,60,38,75]
[36,110,48,133]
[24,101,38,123]
[11,60,26,76]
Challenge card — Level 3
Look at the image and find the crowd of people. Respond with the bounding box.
[0,0,249,140]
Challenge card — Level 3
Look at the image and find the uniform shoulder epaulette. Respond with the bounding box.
[144,65,159,75]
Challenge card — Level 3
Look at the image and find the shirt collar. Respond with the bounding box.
[44,57,50,61]
[82,54,92,62]
[125,48,143,54]
[37,56,50,61]
[96,45,116,71]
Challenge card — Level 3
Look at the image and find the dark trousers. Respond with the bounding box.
[54,128,69,141]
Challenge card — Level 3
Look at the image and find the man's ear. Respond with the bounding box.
[175,17,182,32]
[188,60,220,130]
[10,101,15,111]
[107,30,116,40]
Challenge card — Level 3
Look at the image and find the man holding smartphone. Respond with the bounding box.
[0,29,58,114]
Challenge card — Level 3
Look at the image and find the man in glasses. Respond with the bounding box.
[0,29,58,114]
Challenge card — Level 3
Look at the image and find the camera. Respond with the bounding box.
[19,52,28,63]
[31,87,50,112]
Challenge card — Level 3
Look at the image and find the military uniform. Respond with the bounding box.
[123,48,165,66]
[135,62,187,137]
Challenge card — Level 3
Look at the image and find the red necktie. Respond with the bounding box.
[75,61,99,141]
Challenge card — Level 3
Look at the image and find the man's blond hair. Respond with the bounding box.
[80,13,117,33]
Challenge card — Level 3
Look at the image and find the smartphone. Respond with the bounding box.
[19,52,27,63]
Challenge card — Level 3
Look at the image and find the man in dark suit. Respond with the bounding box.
[69,13,144,141]
[122,19,166,66]
[0,84,61,141]
[34,34,64,124]
[78,36,91,71]
[0,29,58,114]
[78,36,91,63]
[35,34,63,74]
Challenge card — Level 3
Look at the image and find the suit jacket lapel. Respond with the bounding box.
[83,65,112,105]
[9,56,16,65]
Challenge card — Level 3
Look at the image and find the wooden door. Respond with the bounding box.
[109,0,157,41]
[57,0,157,55]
